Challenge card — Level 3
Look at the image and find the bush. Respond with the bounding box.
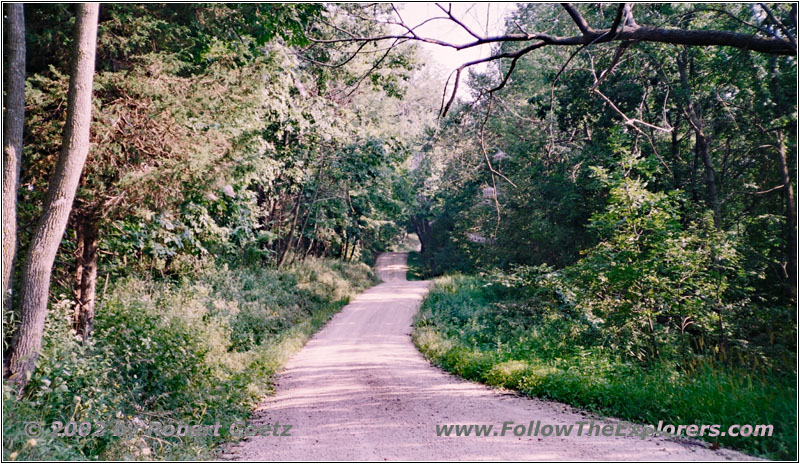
[3,257,376,460]
[413,274,797,460]
[563,171,740,364]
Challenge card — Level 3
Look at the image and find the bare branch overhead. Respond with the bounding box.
[305,3,797,118]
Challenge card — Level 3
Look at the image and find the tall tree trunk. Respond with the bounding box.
[2,4,25,311]
[776,130,797,300]
[689,145,700,203]
[73,211,99,340]
[254,184,269,231]
[271,195,285,256]
[289,207,312,266]
[277,193,303,269]
[303,222,318,260]
[695,128,722,229]
[7,3,99,388]
[678,50,721,229]
[769,56,797,300]
[411,215,431,254]
[668,111,681,189]
[677,49,727,356]
[289,174,321,265]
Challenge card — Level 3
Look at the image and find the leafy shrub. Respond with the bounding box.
[413,274,797,460]
[3,301,127,460]
[568,171,741,364]
[3,257,376,460]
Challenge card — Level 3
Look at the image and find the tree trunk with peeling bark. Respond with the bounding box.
[2,4,25,312]
[7,3,99,388]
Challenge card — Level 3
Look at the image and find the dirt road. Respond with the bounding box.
[230,252,748,461]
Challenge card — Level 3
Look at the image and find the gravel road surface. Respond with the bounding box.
[229,252,750,461]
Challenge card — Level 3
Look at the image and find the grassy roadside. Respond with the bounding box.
[3,257,377,460]
[412,275,797,460]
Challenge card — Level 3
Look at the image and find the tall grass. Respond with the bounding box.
[3,257,377,460]
[413,275,797,460]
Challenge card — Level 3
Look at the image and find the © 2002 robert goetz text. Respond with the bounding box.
[21,419,292,439]
[435,420,774,439]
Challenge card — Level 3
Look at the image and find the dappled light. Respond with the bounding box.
[3,3,795,461]
[231,253,749,461]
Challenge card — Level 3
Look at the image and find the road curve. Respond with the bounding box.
[229,252,748,461]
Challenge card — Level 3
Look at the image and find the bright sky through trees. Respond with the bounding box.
[396,2,516,95]
[3,3,795,460]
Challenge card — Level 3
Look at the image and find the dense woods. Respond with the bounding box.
[399,3,797,459]
[1,3,796,461]
[405,3,797,369]
[3,4,425,459]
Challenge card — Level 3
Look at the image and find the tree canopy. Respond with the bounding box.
[1,3,796,460]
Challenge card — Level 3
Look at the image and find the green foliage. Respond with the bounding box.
[407,3,796,428]
[568,159,741,364]
[8,2,796,461]
[405,251,433,281]
[414,275,797,460]
[14,2,428,300]
[3,257,376,460]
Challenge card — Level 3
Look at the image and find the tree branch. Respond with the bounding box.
[754,184,784,195]
[590,41,631,91]
[439,40,548,118]
[436,2,484,41]
[310,8,797,55]
[607,3,627,39]
[561,3,591,34]
[759,2,797,52]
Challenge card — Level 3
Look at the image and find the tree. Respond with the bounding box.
[768,54,797,299]
[2,4,25,312]
[406,2,795,366]
[14,4,330,341]
[306,3,797,115]
[8,3,99,387]
[677,47,721,229]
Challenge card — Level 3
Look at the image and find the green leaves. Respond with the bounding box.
[415,273,796,460]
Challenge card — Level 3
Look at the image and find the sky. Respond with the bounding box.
[393,3,518,93]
